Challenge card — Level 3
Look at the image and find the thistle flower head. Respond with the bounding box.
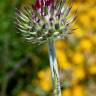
[15,0,76,44]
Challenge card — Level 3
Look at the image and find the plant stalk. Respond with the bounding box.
[48,39,61,96]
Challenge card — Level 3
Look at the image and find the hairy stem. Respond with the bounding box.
[48,39,61,96]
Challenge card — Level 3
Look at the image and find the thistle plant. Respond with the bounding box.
[15,0,76,95]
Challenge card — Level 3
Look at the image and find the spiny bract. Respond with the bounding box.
[15,0,76,44]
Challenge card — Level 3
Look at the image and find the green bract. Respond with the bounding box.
[15,0,76,44]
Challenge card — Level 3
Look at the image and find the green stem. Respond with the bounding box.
[48,39,61,96]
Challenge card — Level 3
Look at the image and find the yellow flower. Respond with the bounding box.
[88,8,96,17]
[62,88,72,96]
[71,79,79,86]
[91,34,96,45]
[72,67,85,81]
[89,64,96,75]
[88,8,96,28]
[37,68,52,91]
[79,14,90,28]
[73,3,79,11]
[38,70,46,79]
[79,39,92,51]
[73,85,85,96]
[73,24,85,38]
[72,52,84,65]
[39,80,52,91]
[55,39,67,49]
[61,61,72,70]
[56,49,72,70]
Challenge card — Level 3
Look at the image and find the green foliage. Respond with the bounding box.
[0,0,49,96]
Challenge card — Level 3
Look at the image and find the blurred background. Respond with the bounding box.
[0,0,96,96]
